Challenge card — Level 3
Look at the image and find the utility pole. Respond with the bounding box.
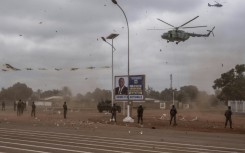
[170,74,174,105]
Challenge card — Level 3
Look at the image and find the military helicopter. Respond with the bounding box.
[149,16,215,44]
[208,1,223,7]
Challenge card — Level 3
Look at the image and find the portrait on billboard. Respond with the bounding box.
[115,77,128,95]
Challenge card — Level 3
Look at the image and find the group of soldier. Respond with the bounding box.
[168,105,233,129]
[2,100,233,129]
[16,99,27,116]
[110,103,233,129]
[110,103,144,124]
[1,100,68,119]
[1,99,36,117]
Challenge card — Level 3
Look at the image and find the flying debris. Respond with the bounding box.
[39,22,43,24]
[208,1,223,7]
[4,64,20,71]
[55,68,62,71]
[101,66,110,69]
[71,68,79,71]
[19,34,23,37]
[5,64,15,69]
[38,68,47,70]
[87,66,95,69]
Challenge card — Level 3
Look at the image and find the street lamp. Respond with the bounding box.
[112,0,134,123]
[101,33,119,107]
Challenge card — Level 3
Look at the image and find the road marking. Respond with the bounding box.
[0,140,92,153]
[0,137,134,153]
[0,132,234,153]
[0,128,243,153]
[0,145,51,153]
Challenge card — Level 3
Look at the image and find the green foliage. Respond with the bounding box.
[146,86,160,99]
[0,82,33,101]
[213,64,245,101]
[40,89,61,98]
[160,88,173,101]
[178,85,199,103]
[75,88,111,103]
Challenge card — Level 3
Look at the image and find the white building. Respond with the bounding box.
[228,101,245,113]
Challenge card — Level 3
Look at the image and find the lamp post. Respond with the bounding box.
[101,33,119,107]
[112,0,134,123]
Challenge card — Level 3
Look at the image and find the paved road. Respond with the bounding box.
[0,125,244,153]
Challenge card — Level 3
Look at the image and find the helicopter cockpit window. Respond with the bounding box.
[170,33,172,38]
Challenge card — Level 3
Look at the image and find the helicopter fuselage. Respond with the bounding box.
[161,30,190,43]
[154,16,215,44]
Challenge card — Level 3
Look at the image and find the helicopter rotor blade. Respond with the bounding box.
[157,18,175,28]
[179,16,199,28]
[181,26,207,29]
[147,28,168,30]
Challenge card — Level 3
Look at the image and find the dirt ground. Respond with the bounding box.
[0,106,245,134]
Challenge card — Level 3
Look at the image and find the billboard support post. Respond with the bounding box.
[123,104,134,123]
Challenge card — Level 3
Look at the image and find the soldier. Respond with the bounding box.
[24,101,27,111]
[2,101,5,111]
[63,101,68,119]
[137,104,144,124]
[111,103,117,122]
[170,105,177,126]
[31,101,36,117]
[17,99,22,116]
[20,100,25,115]
[14,101,17,111]
[225,106,233,129]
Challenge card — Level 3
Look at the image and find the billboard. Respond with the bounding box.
[114,75,145,101]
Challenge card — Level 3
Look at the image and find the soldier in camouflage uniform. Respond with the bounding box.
[170,105,177,126]
[17,99,22,116]
[31,101,36,117]
[225,106,233,129]
[2,101,5,111]
[63,102,68,119]
[137,104,144,124]
[111,104,117,122]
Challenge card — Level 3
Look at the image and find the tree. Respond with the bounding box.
[41,89,60,98]
[0,82,33,101]
[160,88,173,101]
[61,86,72,102]
[213,64,245,101]
[177,85,198,103]
[91,88,110,102]
[145,86,160,99]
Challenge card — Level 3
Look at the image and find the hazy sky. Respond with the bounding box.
[0,0,244,95]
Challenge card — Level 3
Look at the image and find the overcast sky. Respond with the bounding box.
[0,0,244,95]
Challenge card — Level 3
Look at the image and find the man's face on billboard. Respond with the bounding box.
[119,78,124,87]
